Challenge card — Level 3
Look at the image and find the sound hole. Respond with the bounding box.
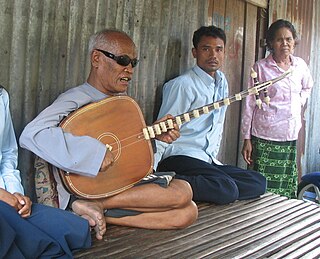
[97,133,121,161]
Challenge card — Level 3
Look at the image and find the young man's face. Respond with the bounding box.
[192,35,225,77]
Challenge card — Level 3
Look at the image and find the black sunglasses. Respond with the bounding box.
[96,49,139,68]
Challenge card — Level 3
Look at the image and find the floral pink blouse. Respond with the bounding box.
[241,54,313,141]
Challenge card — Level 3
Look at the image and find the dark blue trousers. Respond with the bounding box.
[157,155,267,204]
[0,201,91,259]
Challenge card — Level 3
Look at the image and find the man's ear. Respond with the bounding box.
[192,47,197,58]
[91,50,100,67]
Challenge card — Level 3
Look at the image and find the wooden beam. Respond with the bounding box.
[245,0,268,8]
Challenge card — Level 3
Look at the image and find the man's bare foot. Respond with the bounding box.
[72,199,106,240]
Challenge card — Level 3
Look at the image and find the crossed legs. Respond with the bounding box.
[72,179,197,240]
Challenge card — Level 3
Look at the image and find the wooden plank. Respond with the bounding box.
[245,0,268,8]
[237,1,258,168]
[267,227,320,259]
[219,0,245,165]
[170,202,316,258]
[286,238,320,259]
[300,246,320,259]
[208,209,320,258]
[73,197,290,258]
[74,194,320,258]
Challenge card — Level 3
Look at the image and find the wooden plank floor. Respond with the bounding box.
[74,193,320,258]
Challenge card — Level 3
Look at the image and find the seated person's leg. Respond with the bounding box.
[215,164,267,199]
[72,178,198,230]
[28,203,91,254]
[0,201,64,258]
[103,179,197,229]
[0,210,24,259]
[158,155,240,204]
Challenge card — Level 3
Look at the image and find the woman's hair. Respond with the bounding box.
[266,19,298,51]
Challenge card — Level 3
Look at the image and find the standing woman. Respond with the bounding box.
[241,19,313,198]
[0,86,91,258]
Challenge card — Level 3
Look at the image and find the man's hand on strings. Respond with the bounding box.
[154,114,180,144]
[100,149,114,172]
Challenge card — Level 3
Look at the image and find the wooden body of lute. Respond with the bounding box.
[59,96,154,199]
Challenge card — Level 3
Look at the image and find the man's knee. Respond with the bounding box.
[255,173,267,195]
[214,192,238,205]
[170,201,198,229]
[194,179,239,205]
[245,170,267,197]
[208,188,239,205]
[169,179,193,207]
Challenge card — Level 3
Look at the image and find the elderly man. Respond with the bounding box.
[20,29,198,240]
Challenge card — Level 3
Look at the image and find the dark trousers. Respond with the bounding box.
[0,201,91,259]
[157,155,267,204]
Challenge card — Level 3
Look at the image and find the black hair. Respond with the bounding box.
[266,19,298,51]
[192,26,226,48]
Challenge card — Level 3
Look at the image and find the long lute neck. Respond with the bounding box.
[142,70,291,140]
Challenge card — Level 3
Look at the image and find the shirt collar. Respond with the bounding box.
[84,82,127,98]
[266,53,296,67]
[193,65,222,86]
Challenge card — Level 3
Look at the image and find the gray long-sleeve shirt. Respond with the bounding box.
[20,83,109,208]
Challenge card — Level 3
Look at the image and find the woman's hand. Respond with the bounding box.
[242,139,253,165]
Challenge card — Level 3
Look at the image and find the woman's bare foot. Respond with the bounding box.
[72,199,106,240]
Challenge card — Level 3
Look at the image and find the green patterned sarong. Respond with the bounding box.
[250,136,297,198]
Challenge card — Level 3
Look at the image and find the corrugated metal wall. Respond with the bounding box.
[0,0,208,198]
[208,0,265,166]
[218,1,263,170]
[269,0,320,176]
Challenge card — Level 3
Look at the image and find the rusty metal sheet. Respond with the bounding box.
[269,0,320,176]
